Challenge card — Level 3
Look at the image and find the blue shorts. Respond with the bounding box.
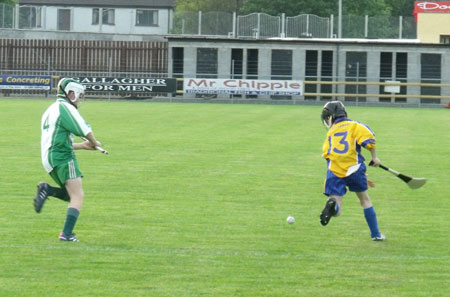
[324,163,368,196]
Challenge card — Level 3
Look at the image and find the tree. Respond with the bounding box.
[0,0,17,4]
[241,0,391,17]
[384,0,415,16]
[175,0,413,17]
[176,0,243,12]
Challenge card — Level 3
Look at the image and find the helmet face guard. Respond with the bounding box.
[65,82,85,104]
[321,109,333,128]
[321,101,347,128]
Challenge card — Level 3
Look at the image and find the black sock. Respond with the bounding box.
[47,185,70,202]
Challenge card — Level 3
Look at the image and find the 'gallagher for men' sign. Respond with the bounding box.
[75,77,177,93]
[184,78,304,95]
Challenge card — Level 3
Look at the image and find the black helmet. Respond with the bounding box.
[321,101,347,128]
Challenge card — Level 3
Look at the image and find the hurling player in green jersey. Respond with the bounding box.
[34,77,103,242]
[319,101,385,241]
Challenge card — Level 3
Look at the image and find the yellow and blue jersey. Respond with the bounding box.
[322,118,376,178]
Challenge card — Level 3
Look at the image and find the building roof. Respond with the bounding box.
[19,0,175,8]
[167,35,450,48]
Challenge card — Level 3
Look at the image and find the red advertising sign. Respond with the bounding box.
[414,2,450,21]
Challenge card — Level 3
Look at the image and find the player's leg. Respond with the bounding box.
[34,172,71,213]
[321,170,346,226]
[54,159,84,242]
[331,195,342,216]
[59,177,83,242]
[355,191,385,241]
[320,194,342,226]
[39,182,70,201]
[47,185,70,201]
[34,182,49,213]
[346,164,385,240]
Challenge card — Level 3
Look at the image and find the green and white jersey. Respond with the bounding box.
[41,98,92,173]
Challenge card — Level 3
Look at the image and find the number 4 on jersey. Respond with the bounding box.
[43,116,50,131]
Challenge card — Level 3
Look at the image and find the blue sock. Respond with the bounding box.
[335,204,340,215]
[363,206,380,238]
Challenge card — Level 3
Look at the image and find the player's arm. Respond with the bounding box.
[368,148,381,167]
[322,134,332,159]
[354,123,380,166]
[73,132,101,150]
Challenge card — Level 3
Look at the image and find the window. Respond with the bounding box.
[395,53,408,103]
[196,48,217,78]
[345,52,367,102]
[421,53,441,104]
[271,50,292,80]
[440,35,450,44]
[231,49,243,79]
[172,47,184,78]
[246,49,258,98]
[102,8,115,25]
[271,49,292,99]
[19,6,42,29]
[136,9,158,26]
[396,53,408,79]
[379,52,393,103]
[305,50,318,78]
[57,8,71,31]
[246,49,258,79]
[0,4,14,28]
[378,52,409,103]
[321,51,333,100]
[92,8,99,25]
[304,50,318,100]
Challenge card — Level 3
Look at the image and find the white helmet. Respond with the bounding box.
[57,78,85,104]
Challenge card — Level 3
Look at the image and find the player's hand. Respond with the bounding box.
[369,158,381,167]
[82,140,101,150]
[80,140,94,150]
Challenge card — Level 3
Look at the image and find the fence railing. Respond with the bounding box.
[172,11,416,39]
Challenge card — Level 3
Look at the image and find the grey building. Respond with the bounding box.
[168,36,450,105]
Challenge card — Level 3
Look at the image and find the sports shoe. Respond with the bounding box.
[59,232,80,242]
[372,234,386,241]
[34,182,49,213]
[320,198,337,226]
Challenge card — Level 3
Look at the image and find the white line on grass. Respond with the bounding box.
[1,244,449,261]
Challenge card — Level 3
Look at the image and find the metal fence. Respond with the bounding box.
[338,15,417,39]
[172,11,416,39]
[286,14,330,38]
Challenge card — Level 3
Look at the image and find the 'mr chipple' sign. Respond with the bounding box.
[184,78,304,95]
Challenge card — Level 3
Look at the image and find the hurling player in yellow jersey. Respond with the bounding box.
[319,101,385,241]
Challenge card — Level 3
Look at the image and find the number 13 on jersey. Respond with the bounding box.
[327,131,350,155]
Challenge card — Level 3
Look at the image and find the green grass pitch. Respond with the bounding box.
[0,98,449,296]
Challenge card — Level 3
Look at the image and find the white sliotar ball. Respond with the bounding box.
[286,216,295,224]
